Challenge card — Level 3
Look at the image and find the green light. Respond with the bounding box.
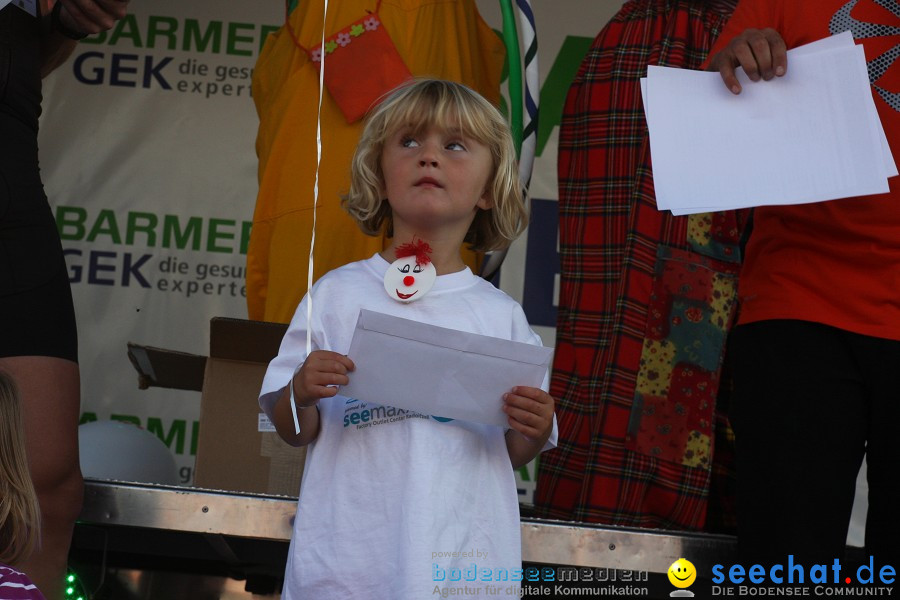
[65,568,87,600]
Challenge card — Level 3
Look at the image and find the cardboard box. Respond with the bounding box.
[127,317,306,496]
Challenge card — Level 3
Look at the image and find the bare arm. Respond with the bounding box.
[503,386,555,469]
[269,351,355,447]
[39,0,129,77]
[270,383,322,447]
[40,29,77,78]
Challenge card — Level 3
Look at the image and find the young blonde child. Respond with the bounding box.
[259,78,557,599]
[0,371,46,600]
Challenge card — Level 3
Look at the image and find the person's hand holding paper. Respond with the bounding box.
[293,350,355,407]
[339,309,554,429]
[708,26,788,94]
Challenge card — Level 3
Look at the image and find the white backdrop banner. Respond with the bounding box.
[39,1,621,487]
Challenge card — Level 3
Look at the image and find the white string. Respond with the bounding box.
[292,0,329,435]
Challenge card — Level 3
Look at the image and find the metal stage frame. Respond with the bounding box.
[72,478,737,596]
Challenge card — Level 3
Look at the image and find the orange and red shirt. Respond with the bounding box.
[708,0,900,340]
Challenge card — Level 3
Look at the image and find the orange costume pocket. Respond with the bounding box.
[308,12,412,123]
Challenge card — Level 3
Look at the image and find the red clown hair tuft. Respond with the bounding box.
[394,238,433,265]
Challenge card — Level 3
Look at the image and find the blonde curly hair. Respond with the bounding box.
[0,371,40,565]
[343,79,527,252]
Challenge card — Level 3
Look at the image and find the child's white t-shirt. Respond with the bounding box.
[260,254,557,600]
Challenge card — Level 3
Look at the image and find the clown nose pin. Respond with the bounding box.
[403,275,415,286]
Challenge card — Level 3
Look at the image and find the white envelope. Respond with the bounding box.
[339,309,553,427]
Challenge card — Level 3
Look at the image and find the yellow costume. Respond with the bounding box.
[249,0,505,322]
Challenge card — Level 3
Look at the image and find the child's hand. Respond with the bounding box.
[291,351,355,407]
[502,386,554,443]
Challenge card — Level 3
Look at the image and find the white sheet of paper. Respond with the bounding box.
[641,32,860,216]
[641,76,712,216]
[644,35,892,215]
[648,34,896,216]
[339,309,553,427]
[789,30,853,56]
[760,32,895,179]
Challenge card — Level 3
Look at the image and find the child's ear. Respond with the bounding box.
[477,193,493,210]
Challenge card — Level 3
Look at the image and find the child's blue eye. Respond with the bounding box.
[446,141,465,151]
[402,138,419,148]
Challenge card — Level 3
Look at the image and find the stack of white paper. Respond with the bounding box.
[641,31,896,215]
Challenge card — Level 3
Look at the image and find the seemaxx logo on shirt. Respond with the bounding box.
[342,399,452,429]
[342,403,416,428]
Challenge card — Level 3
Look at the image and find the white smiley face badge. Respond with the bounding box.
[384,255,436,302]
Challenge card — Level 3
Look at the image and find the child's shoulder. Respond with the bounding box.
[325,257,374,278]
[464,277,539,344]
[312,256,381,291]
[467,274,521,307]
[462,276,533,325]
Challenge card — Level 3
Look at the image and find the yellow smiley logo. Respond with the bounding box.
[667,558,696,589]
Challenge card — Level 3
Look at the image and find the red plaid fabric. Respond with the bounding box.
[534,0,746,531]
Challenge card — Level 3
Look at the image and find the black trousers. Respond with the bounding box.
[0,6,79,362]
[728,320,900,569]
